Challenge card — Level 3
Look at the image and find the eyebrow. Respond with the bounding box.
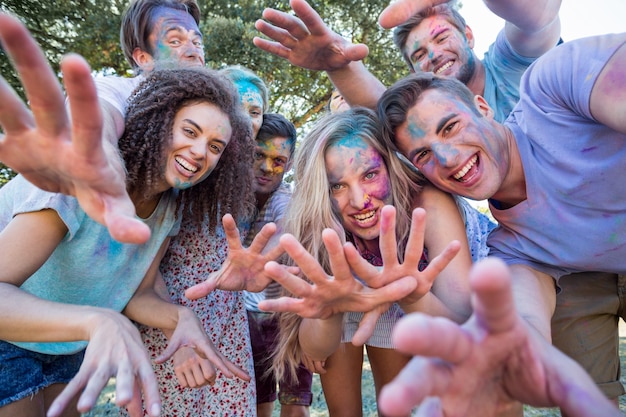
[436,113,457,135]
[430,26,450,39]
[164,25,203,39]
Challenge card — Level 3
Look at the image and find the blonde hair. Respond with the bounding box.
[273,107,423,381]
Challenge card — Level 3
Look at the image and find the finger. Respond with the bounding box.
[351,308,383,346]
[253,35,293,59]
[47,371,93,417]
[417,240,460,286]
[224,359,251,381]
[248,221,277,254]
[194,344,235,379]
[379,0,433,29]
[392,313,472,363]
[124,382,144,417]
[0,73,33,135]
[402,207,428,268]
[222,213,243,249]
[258,294,305,314]
[104,205,152,245]
[175,367,190,388]
[183,272,219,300]
[288,0,328,37]
[323,228,353,283]
[279,233,331,286]
[61,54,102,157]
[261,5,310,40]
[378,355,451,416]
[469,258,518,334]
[190,364,208,388]
[358,277,418,312]
[378,205,401,266]
[414,397,444,417]
[0,14,67,135]
[264,260,312,297]
[135,360,162,417]
[343,242,383,287]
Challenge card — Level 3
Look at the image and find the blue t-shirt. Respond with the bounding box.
[488,34,626,280]
[482,30,537,123]
[0,175,181,354]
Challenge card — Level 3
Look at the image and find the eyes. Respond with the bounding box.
[254,152,287,168]
[411,32,450,63]
[166,34,204,49]
[330,170,379,193]
[412,120,458,166]
[182,127,225,154]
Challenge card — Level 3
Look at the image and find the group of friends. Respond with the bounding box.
[0,0,624,417]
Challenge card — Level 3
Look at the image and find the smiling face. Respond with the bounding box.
[395,88,508,201]
[161,102,232,191]
[140,7,204,70]
[404,16,476,85]
[325,136,393,245]
[253,136,292,197]
[235,81,264,138]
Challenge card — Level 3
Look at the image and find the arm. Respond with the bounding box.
[377,259,620,417]
[0,13,149,244]
[253,0,386,108]
[0,210,159,417]
[486,0,561,58]
[413,186,472,320]
[590,41,626,134]
[298,314,344,364]
[122,239,249,383]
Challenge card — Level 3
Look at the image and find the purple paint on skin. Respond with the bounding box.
[150,7,203,65]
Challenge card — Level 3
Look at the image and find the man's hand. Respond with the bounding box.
[379,0,447,29]
[0,13,149,244]
[184,214,286,299]
[253,0,369,72]
[378,258,622,417]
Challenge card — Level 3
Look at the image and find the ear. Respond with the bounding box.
[473,95,494,119]
[464,25,476,49]
[131,47,155,71]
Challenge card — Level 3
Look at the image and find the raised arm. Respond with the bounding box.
[0,13,149,244]
[253,0,386,108]
[486,0,561,57]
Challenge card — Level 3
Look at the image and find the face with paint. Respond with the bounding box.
[236,81,265,138]
[158,102,232,192]
[395,88,510,202]
[403,15,476,85]
[253,136,293,198]
[134,7,204,71]
[325,136,393,247]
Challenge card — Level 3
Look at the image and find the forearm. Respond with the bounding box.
[123,287,181,332]
[509,264,555,341]
[327,61,387,109]
[298,314,343,361]
[483,0,561,31]
[0,283,116,342]
[399,291,467,323]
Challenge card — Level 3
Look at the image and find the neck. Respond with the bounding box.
[465,59,486,97]
[131,190,162,219]
[490,126,527,209]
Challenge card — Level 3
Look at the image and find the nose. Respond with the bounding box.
[431,142,459,167]
[349,186,371,210]
[189,140,207,160]
[184,41,204,64]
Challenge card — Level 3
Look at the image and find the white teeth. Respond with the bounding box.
[175,156,198,173]
[354,210,375,222]
[435,61,453,74]
[453,155,477,181]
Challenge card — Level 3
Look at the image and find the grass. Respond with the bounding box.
[86,337,626,417]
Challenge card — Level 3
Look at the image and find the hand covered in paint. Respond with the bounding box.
[379,0,450,29]
[0,13,149,244]
[259,225,418,344]
[346,206,460,307]
[47,309,160,417]
[378,258,622,417]
[185,214,286,298]
[155,307,250,383]
[253,0,369,72]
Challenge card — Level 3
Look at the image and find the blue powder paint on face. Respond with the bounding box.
[336,133,368,150]
[408,118,426,139]
[173,178,193,189]
[236,80,261,99]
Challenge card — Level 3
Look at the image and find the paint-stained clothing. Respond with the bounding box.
[455,196,496,261]
[488,34,626,280]
[482,30,536,123]
[0,175,180,355]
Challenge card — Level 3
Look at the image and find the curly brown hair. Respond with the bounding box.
[119,66,256,229]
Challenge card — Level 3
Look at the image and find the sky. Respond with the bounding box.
[460,0,626,58]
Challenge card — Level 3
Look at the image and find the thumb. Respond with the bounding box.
[184,273,218,300]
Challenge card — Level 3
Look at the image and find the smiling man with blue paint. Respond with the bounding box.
[375,32,626,417]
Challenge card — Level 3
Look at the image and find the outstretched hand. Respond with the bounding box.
[184,214,286,299]
[47,310,160,417]
[253,0,369,72]
[0,13,149,244]
[259,225,418,344]
[345,206,460,306]
[379,0,449,29]
[378,258,622,417]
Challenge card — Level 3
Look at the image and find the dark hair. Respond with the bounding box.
[377,72,479,151]
[393,3,467,68]
[120,0,201,70]
[257,113,297,156]
[120,66,256,229]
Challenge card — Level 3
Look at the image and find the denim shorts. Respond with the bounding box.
[0,340,84,407]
